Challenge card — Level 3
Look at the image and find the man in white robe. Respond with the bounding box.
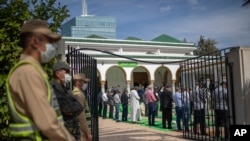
[130,87,141,123]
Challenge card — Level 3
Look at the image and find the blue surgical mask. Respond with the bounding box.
[40,43,57,63]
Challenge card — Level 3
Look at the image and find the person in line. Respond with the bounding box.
[173,87,183,131]
[158,86,164,113]
[117,84,121,93]
[51,61,83,140]
[130,87,141,123]
[160,85,173,129]
[137,84,145,116]
[121,88,129,121]
[72,73,92,141]
[102,89,109,119]
[143,87,149,117]
[114,90,121,122]
[6,19,74,141]
[193,83,207,135]
[154,86,160,117]
[213,82,229,140]
[145,85,157,126]
[97,91,103,117]
[183,87,190,131]
[107,90,115,119]
[189,87,194,115]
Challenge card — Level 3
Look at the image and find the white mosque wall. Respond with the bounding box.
[97,62,181,93]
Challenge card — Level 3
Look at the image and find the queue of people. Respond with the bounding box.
[98,81,229,140]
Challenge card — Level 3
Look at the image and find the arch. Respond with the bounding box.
[154,66,172,88]
[131,66,150,88]
[175,67,181,87]
[105,65,126,91]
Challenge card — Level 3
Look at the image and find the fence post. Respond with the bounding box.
[227,46,250,124]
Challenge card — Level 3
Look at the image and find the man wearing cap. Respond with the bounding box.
[51,61,84,140]
[6,19,75,140]
[72,73,92,141]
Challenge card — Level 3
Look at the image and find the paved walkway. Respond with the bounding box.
[99,118,192,141]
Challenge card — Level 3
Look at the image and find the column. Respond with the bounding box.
[150,80,155,92]
[227,47,250,124]
[126,80,131,92]
[172,79,176,95]
[101,81,106,93]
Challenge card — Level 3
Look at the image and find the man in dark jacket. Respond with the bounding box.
[160,85,173,129]
[121,89,129,121]
[98,91,103,117]
[107,91,115,119]
[51,61,83,140]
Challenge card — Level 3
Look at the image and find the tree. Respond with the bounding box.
[242,0,250,7]
[183,38,188,43]
[194,35,218,55]
[0,0,70,138]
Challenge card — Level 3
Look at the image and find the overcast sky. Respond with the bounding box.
[61,0,250,49]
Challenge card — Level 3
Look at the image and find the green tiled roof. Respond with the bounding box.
[86,34,106,39]
[125,36,142,41]
[151,34,182,43]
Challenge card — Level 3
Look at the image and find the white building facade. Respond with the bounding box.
[61,36,197,94]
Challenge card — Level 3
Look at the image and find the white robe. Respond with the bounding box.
[130,90,141,122]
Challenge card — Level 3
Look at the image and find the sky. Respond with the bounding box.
[61,0,250,49]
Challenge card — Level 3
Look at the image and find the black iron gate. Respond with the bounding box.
[66,45,237,141]
[66,46,99,141]
[179,48,235,141]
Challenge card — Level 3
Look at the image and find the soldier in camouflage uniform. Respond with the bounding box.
[51,61,83,140]
[73,73,92,141]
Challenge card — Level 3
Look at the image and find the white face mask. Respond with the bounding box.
[82,83,88,91]
[40,43,57,63]
[64,74,72,83]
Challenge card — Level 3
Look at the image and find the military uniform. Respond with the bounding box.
[72,73,92,141]
[7,54,74,141]
[52,61,83,140]
[73,87,91,141]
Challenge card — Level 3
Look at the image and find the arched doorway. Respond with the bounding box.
[176,68,181,87]
[132,66,150,88]
[154,66,172,88]
[106,66,126,91]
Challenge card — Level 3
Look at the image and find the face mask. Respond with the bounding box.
[64,74,72,83]
[82,83,88,91]
[40,43,57,63]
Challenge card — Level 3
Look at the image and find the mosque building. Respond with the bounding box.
[60,0,197,93]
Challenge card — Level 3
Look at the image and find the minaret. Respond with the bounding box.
[81,0,88,16]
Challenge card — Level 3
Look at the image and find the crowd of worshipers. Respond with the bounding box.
[98,81,230,139]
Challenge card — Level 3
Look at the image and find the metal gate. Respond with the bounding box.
[66,46,99,141]
[66,45,236,141]
[179,48,235,141]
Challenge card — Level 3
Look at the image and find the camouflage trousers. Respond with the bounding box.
[64,119,81,140]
